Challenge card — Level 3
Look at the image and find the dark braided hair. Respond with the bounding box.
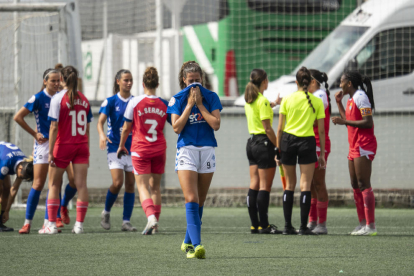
[296,67,315,113]
[343,70,375,110]
[244,69,267,104]
[113,69,132,95]
[310,69,331,115]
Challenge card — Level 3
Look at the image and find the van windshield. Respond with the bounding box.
[292,25,369,74]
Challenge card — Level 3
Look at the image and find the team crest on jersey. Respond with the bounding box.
[28,95,36,103]
[1,166,9,175]
[349,103,353,110]
[168,97,176,106]
[116,106,120,112]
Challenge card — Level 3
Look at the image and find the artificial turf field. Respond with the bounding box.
[2,207,414,276]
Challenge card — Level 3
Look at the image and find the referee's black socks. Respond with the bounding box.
[247,189,259,228]
[300,191,312,230]
[283,190,294,228]
[257,190,270,228]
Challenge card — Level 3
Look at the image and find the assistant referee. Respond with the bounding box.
[244,69,282,235]
[276,66,326,235]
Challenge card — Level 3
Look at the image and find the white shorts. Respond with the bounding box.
[107,152,133,172]
[175,146,216,173]
[34,140,49,165]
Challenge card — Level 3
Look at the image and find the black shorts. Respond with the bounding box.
[280,132,317,165]
[246,134,276,169]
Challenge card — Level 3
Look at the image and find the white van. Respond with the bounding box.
[234,0,414,112]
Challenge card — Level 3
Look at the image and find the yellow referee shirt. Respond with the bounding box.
[244,93,273,134]
[279,91,325,137]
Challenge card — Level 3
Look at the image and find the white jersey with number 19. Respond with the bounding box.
[48,90,93,145]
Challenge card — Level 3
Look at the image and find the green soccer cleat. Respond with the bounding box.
[181,241,194,254]
[187,245,206,259]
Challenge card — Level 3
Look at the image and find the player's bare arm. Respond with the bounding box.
[3,177,23,223]
[262,119,276,146]
[275,114,286,166]
[14,107,47,144]
[194,87,221,131]
[48,120,58,166]
[317,118,326,169]
[171,94,195,134]
[117,121,132,155]
[97,113,112,150]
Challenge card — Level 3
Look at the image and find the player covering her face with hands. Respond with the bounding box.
[331,70,377,236]
[167,61,222,259]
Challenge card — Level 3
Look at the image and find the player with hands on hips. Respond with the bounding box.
[97,69,137,232]
[331,71,377,236]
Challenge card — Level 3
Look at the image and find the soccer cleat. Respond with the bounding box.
[56,218,64,228]
[72,224,84,234]
[153,225,158,234]
[352,226,377,236]
[100,211,111,230]
[349,224,365,235]
[282,226,298,235]
[142,216,158,235]
[181,241,194,254]
[18,224,31,234]
[259,224,283,234]
[121,222,137,232]
[298,227,318,235]
[312,224,328,235]
[61,206,70,225]
[251,226,259,234]
[307,221,317,231]
[193,245,206,259]
[0,223,14,232]
[44,225,59,235]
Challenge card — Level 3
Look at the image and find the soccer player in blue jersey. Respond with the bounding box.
[14,68,77,234]
[0,142,33,232]
[167,61,222,259]
[97,69,136,231]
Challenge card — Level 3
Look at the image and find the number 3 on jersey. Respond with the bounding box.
[145,119,158,142]
[69,110,87,136]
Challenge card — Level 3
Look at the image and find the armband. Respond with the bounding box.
[274,147,281,160]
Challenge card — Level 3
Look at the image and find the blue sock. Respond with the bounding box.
[184,205,204,244]
[45,191,49,220]
[104,190,118,212]
[26,188,41,220]
[122,192,135,221]
[185,202,201,248]
[57,192,62,219]
[62,184,77,207]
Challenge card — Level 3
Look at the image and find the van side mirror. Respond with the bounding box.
[345,58,358,71]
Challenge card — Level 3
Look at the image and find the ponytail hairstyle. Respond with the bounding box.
[61,66,79,109]
[244,68,267,104]
[179,61,204,89]
[296,66,315,113]
[20,156,34,181]
[113,69,132,95]
[40,68,60,90]
[54,63,64,70]
[309,69,331,115]
[343,70,375,110]
[143,67,159,89]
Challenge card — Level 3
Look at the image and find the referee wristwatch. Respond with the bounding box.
[274,147,281,160]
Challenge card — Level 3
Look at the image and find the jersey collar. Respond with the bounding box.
[43,89,53,98]
[117,92,132,102]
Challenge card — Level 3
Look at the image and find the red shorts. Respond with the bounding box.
[348,146,376,161]
[132,152,166,175]
[53,143,89,169]
[315,151,329,168]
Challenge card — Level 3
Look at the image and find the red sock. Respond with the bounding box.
[353,188,366,223]
[47,199,60,222]
[317,200,329,224]
[76,201,88,223]
[309,198,318,223]
[362,188,375,226]
[154,205,161,221]
[141,199,155,218]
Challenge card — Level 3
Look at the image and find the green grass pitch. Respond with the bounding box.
[2,207,414,275]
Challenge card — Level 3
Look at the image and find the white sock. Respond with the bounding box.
[75,221,83,227]
[103,210,110,215]
[44,219,49,226]
[148,214,156,221]
[49,221,57,227]
[24,219,32,225]
[123,220,130,224]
